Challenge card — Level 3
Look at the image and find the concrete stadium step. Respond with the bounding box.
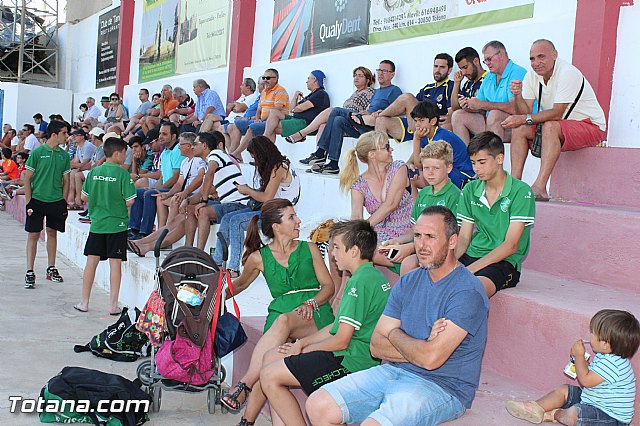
[484,269,640,418]
[550,147,640,209]
[525,200,640,292]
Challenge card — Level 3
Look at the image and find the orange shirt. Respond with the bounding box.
[161,99,179,116]
[259,83,289,120]
[1,159,19,180]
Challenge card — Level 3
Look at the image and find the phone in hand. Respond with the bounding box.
[387,248,399,259]
[233,181,239,186]
[407,168,420,180]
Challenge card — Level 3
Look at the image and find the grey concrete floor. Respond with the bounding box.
[0,213,269,425]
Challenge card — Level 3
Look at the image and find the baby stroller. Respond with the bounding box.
[136,230,231,414]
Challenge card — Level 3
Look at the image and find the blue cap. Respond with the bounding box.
[311,70,326,88]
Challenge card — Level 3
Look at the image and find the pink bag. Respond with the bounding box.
[155,325,214,385]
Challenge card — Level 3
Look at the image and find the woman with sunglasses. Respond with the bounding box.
[104,93,128,132]
[339,131,413,274]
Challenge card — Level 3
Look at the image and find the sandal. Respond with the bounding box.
[221,381,252,412]
[228,269,240,279]
[349,112,374,129]
[127,240,145,257]
[237,419,255,426]
[285,131,306,144]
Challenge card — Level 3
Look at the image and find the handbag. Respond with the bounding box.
[531,78,585,158]
[136,289,166,347]
[155,323,214,385]
[211,269,247,358]
[247,198,263,211]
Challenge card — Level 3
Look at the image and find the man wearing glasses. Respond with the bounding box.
[453,40,527,143]
[81,97,102,128]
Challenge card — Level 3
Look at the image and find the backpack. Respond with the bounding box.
[39,366,150,426]
[74,307,151,362]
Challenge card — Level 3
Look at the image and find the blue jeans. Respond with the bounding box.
[321,364,465,426]
[317,107,368,162]
[563,385,628,425]
[128,187,169,235]
[212,208,257,271]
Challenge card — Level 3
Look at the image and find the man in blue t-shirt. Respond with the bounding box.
[307,206,490,426]
[409,101,474,189]
[454,40,527,143]
[301,60,403,175]
[375,53,455,143]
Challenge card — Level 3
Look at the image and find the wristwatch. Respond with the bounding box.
[525,114,533,125]
[199,198,208,204]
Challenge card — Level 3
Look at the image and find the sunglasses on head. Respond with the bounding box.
[261,76,275,80]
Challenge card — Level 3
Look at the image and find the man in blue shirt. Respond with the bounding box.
[454,41,527,143]
[33,113,48,139]
[181,79,225,133]
[301,60,403,175]
[375,53,455,143]
[307,206,490,426]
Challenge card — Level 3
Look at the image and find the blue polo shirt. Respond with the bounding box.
[416,78,454,116]
[476,60,527,103]
[418,126,474,188]
[368,85,403,113]
[244,95,260,118]
[159,142,185,184]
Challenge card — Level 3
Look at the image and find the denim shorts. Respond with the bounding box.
[321,364,465,426]
[563,385,629,425]
[208,201,248,224]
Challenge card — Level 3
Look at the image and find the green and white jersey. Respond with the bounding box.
[24,143,71,203]
[457,173,535,271]
[82,162,136,234]
[330,262,391,373]
[411,180,462,224]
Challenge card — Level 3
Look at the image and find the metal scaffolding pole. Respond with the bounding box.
[0,0,59,86]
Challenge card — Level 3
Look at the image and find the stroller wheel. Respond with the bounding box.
[207,388,217,414]
[136,360,152,386]
[150,385,162,413]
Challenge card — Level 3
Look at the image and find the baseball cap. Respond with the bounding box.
[71,129,87,137]
[311,70,326,88]
[103,132,121,140]
[89,127,105,137]
[144,128,159,145]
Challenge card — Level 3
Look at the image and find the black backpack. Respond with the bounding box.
[40,366,150,426]
[74,307,150,362]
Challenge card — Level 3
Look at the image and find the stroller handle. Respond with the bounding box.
[154,228,170,258]
[216,232,229,262]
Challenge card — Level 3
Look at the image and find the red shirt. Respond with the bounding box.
[1,159,19,179]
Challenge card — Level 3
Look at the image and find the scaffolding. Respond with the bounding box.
[0,0,59,86]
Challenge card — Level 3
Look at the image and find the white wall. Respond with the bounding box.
[0,83,72,129]
[607,3,640,148]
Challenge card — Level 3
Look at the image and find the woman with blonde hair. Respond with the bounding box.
[285,66,375,143]
[339,130,413,273]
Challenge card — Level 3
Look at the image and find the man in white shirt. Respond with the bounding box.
[226,78,258,122]
[22,124,40,153]
[502,39,606,201]
[82,97,102,128]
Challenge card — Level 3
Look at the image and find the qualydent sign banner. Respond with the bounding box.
[271,0,370,62]
[368,0,535,44]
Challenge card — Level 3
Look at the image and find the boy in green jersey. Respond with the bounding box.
[255,220,391,426]
[456,131,535,298]
[23,120,71,289]
[73,137,136,315]
[379,140,462,275]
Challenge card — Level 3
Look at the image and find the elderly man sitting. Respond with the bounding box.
[179,79,225,134]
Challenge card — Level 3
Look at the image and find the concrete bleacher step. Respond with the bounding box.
[550,147,640,209]
[524,200,640,292]
[484,269,640,419]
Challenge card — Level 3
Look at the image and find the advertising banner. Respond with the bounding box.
[95,7,120,88]
[175,0,230,74]
[138,0,179,83]
[369,0,534,44]
[271,0,370,62]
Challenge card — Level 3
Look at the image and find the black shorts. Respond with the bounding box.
[283,351,350,395]
[84,231,128,261]
[459,253,520,292]
[24,198,68,233]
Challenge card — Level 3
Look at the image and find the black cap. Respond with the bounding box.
[71,129,87,137]
[144,128,159,145]
[100,96,110,103]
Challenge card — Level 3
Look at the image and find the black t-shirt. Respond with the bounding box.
[293,88,330,124]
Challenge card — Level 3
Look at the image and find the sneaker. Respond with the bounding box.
[24,270,36,289]
[46,266,64,283]
[0,185,10,200]
[300,152,327,166]
[0,201,4,211]
[127,229,140,240]
[78,209,89,217]
[79,217,91,224]
[311,163,340,175]
[505,400,545,424]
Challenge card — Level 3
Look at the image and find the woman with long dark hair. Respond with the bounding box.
[221,199,335,426]
[212,136,300,276]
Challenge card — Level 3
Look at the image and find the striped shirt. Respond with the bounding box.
[205,150,248,204]
[259,83,289,120]
[581,353,636,423]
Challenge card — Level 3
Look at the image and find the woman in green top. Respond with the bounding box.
[221,198,335,420]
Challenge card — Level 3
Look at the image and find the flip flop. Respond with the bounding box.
[534,192,550,202]
[349,112,374,129]
[73,304,88,313]
[109,310,122,316]
[127,240,145,257]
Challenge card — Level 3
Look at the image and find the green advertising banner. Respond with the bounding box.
[176,0,230,74]
[369,0,534,44]
[138,0,230,83]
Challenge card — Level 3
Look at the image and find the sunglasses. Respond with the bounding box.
[379,143,391,151]
[110,97,118,100]
[261,76,275,80]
